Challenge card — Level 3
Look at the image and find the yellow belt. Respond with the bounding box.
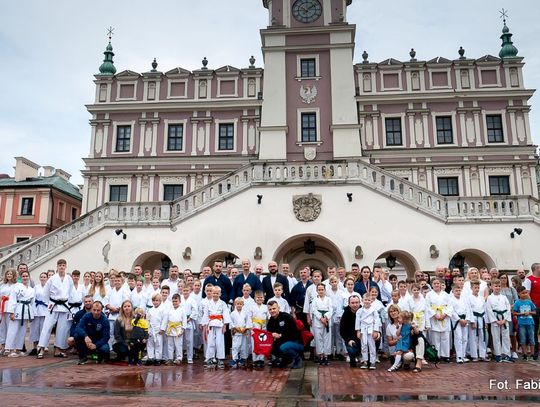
[413,311,424,327]
[252,317,266,326]
[431,305,447,328]
[166,321,183,335]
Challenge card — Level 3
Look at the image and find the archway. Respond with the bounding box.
[133,251,172,278]
[273,234,345,278]
[374,250,420,279]
[200,251,241,271]
[449,248,496,270]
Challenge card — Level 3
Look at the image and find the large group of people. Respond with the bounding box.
[0,258,538,373]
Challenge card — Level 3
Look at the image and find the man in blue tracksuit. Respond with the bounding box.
[74,301,110,364]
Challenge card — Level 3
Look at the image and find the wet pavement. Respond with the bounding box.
[1,355,539,406]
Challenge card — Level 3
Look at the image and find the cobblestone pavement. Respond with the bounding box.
[1,355,539,406]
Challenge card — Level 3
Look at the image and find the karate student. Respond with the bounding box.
[29,272,49,355]
[268,283,291,314]
[201,286,231,369]
[425,278,453,362]
[468,280,489,361]
[449,284,472,363]
[180,286,198,364]
[355,293,381,369]
[486,278,513,362]
[229,297,250,368]
[5,270,35,357]
[327,276,346,359]
[0,268,17,354]
[311,283,333,365]
[37,259,75,359]
[163,294,187,365]
[105,274,129,346]
[247,290,268,368]
[145,293,164,365]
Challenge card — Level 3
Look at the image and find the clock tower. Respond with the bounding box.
[259,0,361,161]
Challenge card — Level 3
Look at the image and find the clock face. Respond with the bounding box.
[292,0,322,23]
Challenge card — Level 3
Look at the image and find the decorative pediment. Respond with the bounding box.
[379,58,402,66]
[215,65,241,74]
[427,57,452,64]
[476,55,501,63]
[115,70,141,80]
[165,67,191,77]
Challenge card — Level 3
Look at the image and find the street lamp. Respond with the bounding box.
[385,253,397,270]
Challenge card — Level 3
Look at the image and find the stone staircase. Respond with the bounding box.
[1,160,539,274]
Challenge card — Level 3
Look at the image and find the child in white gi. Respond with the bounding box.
[199,283,214,357]
[29,272,49,355]
[311,283,333,365]
[355,293,381,369]
[5,270,34,357]
[180,286,198,363]
[449,284,472,363]
[468,280,489,361]
[163,293,187,365]
[486,278,512,362]
[229,297,250,368]
[268,283,291,314]
[248,290,268,368]
[327,276,346,359]
[201,286,231,369]
[425,278,453,362]
[145,293,164,365]
[241,284,256,314]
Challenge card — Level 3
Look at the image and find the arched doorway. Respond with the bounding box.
[133,251,172,278]
[200,251,241,270]
[449,249,495,271]
[374,250,420,279]
[273,234,345,278]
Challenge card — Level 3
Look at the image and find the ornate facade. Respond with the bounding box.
[1,0,539,277]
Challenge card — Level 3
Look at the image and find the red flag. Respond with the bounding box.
[252,328,274,358]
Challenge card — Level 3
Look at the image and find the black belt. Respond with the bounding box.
[50,298,70,314]
[473,311,487,344]
[17,300,32,326]
[68,302,83,318]
[453,314,467,331]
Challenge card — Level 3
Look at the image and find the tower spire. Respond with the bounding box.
[498,9,518,59]
[98,26,117,76]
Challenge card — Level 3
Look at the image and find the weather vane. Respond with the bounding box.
[107,26,115,42]
[499,8,508,23]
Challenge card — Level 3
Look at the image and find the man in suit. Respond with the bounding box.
[262,261,290,303]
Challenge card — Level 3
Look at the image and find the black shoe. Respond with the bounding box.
[153,359,161,366]
[144,359,154,366]
[78,357,88,365]
[28,348,38,356]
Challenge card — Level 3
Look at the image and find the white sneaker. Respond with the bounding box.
[346,356,350,363]
[512,352,519,359]
[422,359,428,365]
[187,359,193,364]
[8,352,20,358]
[462,357,470,363]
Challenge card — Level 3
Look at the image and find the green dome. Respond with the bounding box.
[98,42,116,76]
[499,22,518,59]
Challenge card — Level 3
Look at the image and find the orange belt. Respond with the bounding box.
[0,296,8,314]
[209,314,223,321]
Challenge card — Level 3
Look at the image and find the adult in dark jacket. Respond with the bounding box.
[353,266,381,301]
[232,259,262,299]
[339,293,362,367]
[288,267,312,326]
[262,261,290,302]
[202,260,233,303]
[112,300,141,364]
[74,301,110,364]
[266,300,303,369]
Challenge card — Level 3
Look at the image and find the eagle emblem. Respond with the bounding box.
[300,85,317,104]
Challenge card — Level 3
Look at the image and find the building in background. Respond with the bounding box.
[0,157,82,247]
[1,0,539,277]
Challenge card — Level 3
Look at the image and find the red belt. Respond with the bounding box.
[209,314,223,321]
[0,296,9,314]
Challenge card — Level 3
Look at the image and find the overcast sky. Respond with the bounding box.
[1,0,538,185]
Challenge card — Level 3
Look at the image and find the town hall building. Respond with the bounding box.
[1,0,539,278]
